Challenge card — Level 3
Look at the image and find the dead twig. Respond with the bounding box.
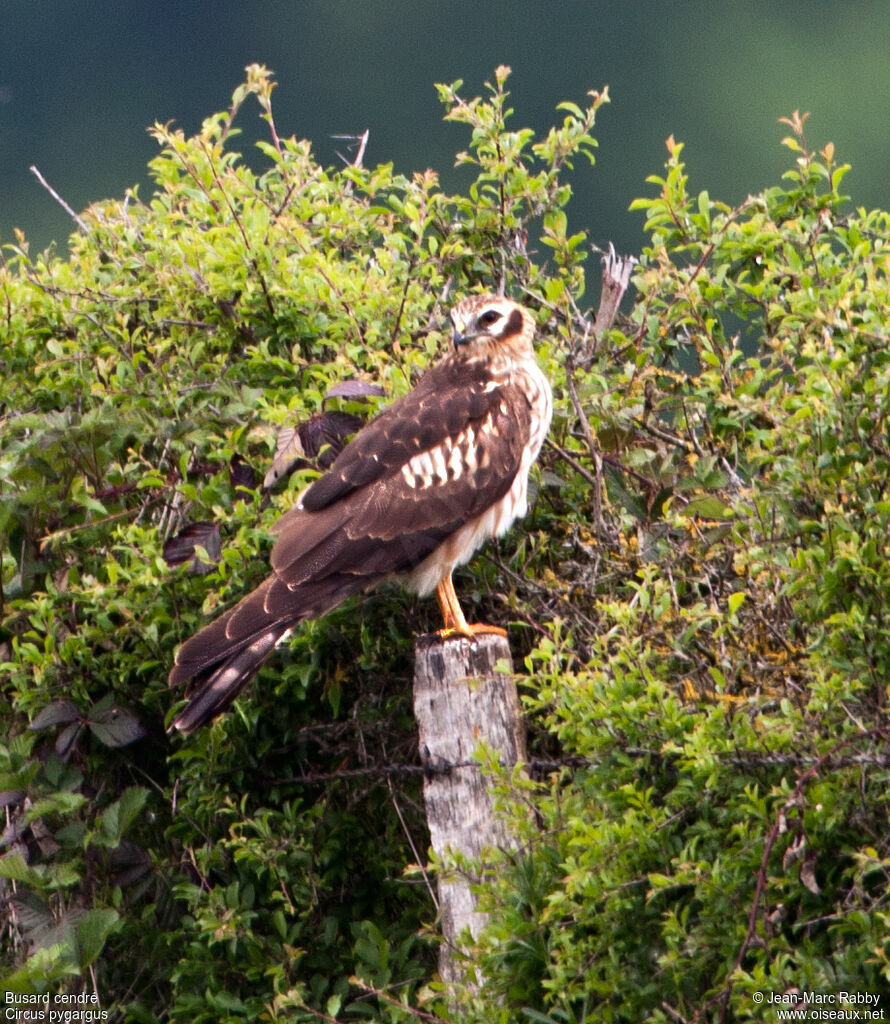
[387,778,439,913]
[30,166,89,233]
[332,129,370,169]
[564,355,606,536]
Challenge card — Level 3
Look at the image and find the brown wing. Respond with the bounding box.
[294,359,498,512]
[269,365,533,589]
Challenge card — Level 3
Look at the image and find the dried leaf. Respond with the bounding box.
[31,817,60,858]
[323,379,385,404]
[229,453,258,498]
[264,425,307,490]
[782,833,806,871]
[799,853,821,895]
[163,522,222,575]
[0,820,28,850]
[56,722,83,760]
[300,411,363,467]
[110,840,152,886]
[263,411,364,490]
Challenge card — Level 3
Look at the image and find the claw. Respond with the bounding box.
[436,622,508,641]
[434,574,506,640]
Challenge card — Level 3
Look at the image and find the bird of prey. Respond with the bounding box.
[168,294,553,732]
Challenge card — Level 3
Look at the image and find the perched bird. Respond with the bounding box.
[169,294,553,732]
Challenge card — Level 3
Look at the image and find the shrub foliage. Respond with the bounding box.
[2,68,889,1020]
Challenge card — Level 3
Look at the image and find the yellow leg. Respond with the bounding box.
[434,573,507,640]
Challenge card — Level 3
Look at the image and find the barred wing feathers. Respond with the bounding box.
[270,365,532,586]
[293,358,501,513]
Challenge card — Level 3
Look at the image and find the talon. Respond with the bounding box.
[436,622,508,641]
[434,574,506,640]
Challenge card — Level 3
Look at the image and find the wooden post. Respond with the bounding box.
[412,632,526,990]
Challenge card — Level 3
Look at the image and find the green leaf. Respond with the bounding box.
[99,787,149,845]
[648,872,673,889]
[23,792,87,824]
[76,908,120,967]
[29,701,82,731]
[0,853,45,888]
[522,1011,561,1024]
[87,706,146,748]
[697,189,711,230]
[682,496,734,520]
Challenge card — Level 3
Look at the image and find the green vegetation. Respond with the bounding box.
[3,66,890,1020]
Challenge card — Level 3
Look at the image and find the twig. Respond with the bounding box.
[661,1001,692,1024]
[39,504,155,549]
[545,438,600,492]
[633,416,696,455]
[387,778,439,913]
[563,355,606,535]
[353,128,369,168]
[265,748,890,789]
[350,979,450,1023]
[290,1003,340,1024]
[715,728,887,1023]
[332,130,370,168]
[199,139,276,320]
[30,166,88,232]
[547,436,654,494]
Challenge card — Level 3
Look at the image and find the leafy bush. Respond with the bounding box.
[0,65,599,1019]
[462,115,890,1020]
[3,64,890,1022]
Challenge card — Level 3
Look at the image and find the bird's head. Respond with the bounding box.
[449,294,535,361]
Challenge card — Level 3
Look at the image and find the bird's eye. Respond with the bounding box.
[478,309,502,328]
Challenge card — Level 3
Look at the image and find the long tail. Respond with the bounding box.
[168,574,360,732]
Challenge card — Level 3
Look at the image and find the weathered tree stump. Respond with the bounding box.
[412,631,526,990]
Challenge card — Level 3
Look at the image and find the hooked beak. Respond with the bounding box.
[451,317,476,348]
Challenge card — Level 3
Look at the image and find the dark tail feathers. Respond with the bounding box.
[170,626,289,733]
[169,573,363,732]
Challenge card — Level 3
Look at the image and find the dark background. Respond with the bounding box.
[2,1,889,259]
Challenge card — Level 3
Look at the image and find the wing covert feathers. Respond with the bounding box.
[298,359,499,512]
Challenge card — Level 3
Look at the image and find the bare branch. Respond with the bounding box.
[332,130,370,168]
[564,354,606,535]
[29,166,88,233]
